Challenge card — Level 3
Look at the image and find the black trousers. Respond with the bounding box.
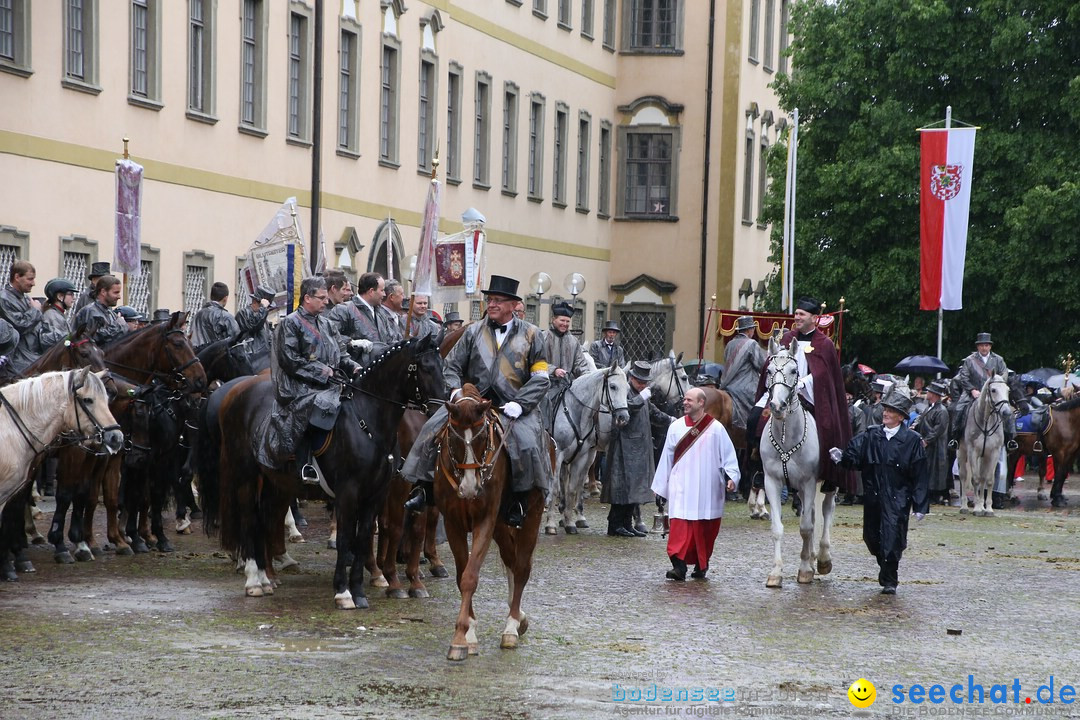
[862,495,908,586]
[607,503,634,531]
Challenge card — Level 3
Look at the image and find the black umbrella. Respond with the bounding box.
[894,355,950,375]
[1025,367,1059,383]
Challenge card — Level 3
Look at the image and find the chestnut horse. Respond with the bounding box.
[1014,397,1080,507]
[435,384,546,661]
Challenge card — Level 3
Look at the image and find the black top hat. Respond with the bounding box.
[795,296,821,314]
[735,315,755,332]
[442,311,463,325]
[975,332,993,345]
[481,275,522,301]
[601,320,621,333]
[629,360,652,383]
[89,261,111,278]
[927,380,949,397]
[552,301,574,318]
[152,308,171,323]
[251,285,276,302]
[881,388,913,416]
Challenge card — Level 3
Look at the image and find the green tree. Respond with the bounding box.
[761,0,1080,372]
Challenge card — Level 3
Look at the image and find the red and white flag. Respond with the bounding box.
[919,127,977,310]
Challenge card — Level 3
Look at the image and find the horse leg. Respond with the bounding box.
[149,459,175,552]
[332,492,358,609]
[350,507,380,609]
[496,489,543,650]
[796,481,816,583]
[48,470,75,565]
[447,517,497,661]
[1049,448,1069,507]
[422,508,447,576]
[543,460,565,535]
[957,446,972,514]
[764,474,784,587]
[102,456,132,555]
[379,484,408,599]
[402,506,429,598]
[284,507,304,543]
[816,489,836,576]
[562,458,583,534]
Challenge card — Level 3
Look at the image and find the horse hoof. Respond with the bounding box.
[54,552,74,564]
[1051,496,1068,508]
[563,525,578,535]
[90,546,104,558]
[288,534,305,544]
[817,559,832,576]
[157,541,175,553]
[353,596,369,609]
[132,541,150,554]
[386,588,409,600]
[797,570,814,584]
[500,634,519,649]
[261,583,274,596]
[468,643,480,655]
[429,564,449,579]
[1038,491,1050,501]
[30,535,46,545]
[115,545,133,557]
[575,519,589,528]
[1,568,18,582]
[973,510,984,518]
[765,575,782,588]
[334,592,355,609]
[74,548,94,562]
[958,507,969,515]
[983,510,995,518]
[544,526,558,535]
[371,575,389,588]
[518,615,529,636]
[408,587,430,599]
[327,539,337,550]
[15,560,35,573]
[447,645,469,661]
[246,585,264,597]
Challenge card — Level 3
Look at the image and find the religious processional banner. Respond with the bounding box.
[716,309,838,344]
[241,198,307,313]
[114,158,143,275]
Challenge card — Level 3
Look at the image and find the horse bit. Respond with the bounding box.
[560,367,628,464]
[438,398,506,496]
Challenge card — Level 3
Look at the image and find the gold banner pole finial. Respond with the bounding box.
[122,137,130,160]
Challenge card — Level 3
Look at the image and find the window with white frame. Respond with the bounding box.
[239,0,267,133]
[188,0,216,118]
[598,120,612,216]
[778,0,790,75]
[533,0,547,19]
[581,0,594,39]
[576,112,591,212]
[502,82,519,194]
[742,116,755,224]
[129,0,161,106]
[757,113,772,226]
[446,63,463,182]
[553,102,568,206]
[0,0,32,76]
[528,94,545,201]
[418,57,436,171]
[473,72,491,187]
[337,22,361,155]
[748,0,759,63]
[616,97,682,219]
[558,0,571,29]
[287,7,312,142]
[64,0,100,91]
[624,0,680,52]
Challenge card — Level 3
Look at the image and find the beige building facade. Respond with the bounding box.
[0,0,786,362]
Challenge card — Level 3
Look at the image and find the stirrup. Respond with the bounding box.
[300,464,320,485]
[948,439,958,449]
[404,483,431,513]
[1006,439,1018,452]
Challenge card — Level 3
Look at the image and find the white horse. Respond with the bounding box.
[957,373,1013,517]
[544,366,631,534]
[760,337,834,588]
[0,368,124,516]
[643,352,691,412]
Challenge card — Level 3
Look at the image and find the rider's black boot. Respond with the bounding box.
[505,490,530,529]
[404,480,434,514]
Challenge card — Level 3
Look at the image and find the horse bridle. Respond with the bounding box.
[971,378,1012,455]
[560,367,628,465]
[438,398,506,496]
[105,328,204,395]
[765,353,808,484]
[0,372,122,455]
[338,347,440,413]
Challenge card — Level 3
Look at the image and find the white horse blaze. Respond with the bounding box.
[458,427,480,499]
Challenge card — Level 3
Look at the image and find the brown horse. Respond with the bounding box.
[1012,398,1079,507]
[435,383,545,661]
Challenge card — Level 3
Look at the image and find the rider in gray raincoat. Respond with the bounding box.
[401,275,551,527]
[719,315,765,429]
[539,300,592,432]
[189,282,241,350]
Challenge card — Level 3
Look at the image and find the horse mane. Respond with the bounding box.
[0,371,72,429]
[459,383,483,401]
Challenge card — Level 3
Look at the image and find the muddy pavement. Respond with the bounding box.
[2,480,1079,720]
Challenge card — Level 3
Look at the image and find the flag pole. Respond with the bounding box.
[935,105,951,372]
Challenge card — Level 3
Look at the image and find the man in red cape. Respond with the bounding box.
[755,296,854,496]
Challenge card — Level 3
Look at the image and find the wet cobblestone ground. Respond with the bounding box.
[2,477,1078,720]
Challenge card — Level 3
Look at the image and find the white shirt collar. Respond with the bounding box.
[883,424,901,440]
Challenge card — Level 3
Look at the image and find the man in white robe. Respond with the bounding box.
[651,388,740,581]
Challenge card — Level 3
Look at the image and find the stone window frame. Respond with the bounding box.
[615,96,683,222]
[501,81,520,196]
[621,0,684,56]
[128,0,163,110]
[336,18,362,157]
[182,249,215,316]
[0,0,32,78]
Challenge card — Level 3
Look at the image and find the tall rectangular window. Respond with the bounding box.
[552,104,569,206]
[528,96,545,200]
[623,132,673,216]
[337,26,361,154]
[446,65,463,182]
[188,0,216,115]
[287,10,311,140]
[129,0,160,104]
[65,0,99,88]
[778,0,790,75]
[628,0,677,50]
[576,114,590,212]
[533,0,548,18]
[473,73,491,187]
[748,0,759,62]
[763,0,775,71]
[131,1,148,96]
[380,42,399,163]
[742,128,755,223]
[581,0,595,38]
[602,0,615,50]
[0,0,14,61]
[239,0,267,131]
[757,132,769,225]
[417,58,436,171]
[558,0,571,29]
[68,0,85,80]
[502,83,519,194]
[598,121,611,216]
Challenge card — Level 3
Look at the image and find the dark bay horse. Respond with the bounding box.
[1017,397,1080,507]
[436,384,546,661]
[201,336,445,607]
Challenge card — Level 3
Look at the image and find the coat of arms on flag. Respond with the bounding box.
[929,164,963,201]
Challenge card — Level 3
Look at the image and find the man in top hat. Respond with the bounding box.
[401,274,552,528]
[587,320,625,368]
[605,360,673,537]
[151,308,172,323]
[442,311,464,333]
[918,380,951,506]
[951,332,1016,450]
[190,282,241,350]
[756,296,854,498]
[832,388,929,595]
[72,275,129,345]
[651,387,740,580]
[720,315,765,430]
[539,300,592,425]
[72,261,111,316]
[42,278,77,338]
[0,261,66,371]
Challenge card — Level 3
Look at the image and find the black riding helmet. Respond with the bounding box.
[44,278,77,303]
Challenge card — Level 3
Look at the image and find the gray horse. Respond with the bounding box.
[544,366,631,534]
[957,373,1013,517]
[760,336,834,587]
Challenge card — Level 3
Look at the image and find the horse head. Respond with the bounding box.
[410,334,448,408]
[157,318,208,396]
[983,373,1014,423]
[841,358,872,402]
[764,341,800,418]
[67,367,125,455]
[648,355,690,410]
[603,366,631,427]
[444,383,497,500]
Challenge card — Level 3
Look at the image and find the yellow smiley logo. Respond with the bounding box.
[848,678,876,709]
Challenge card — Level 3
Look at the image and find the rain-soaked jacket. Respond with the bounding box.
[0,285,57,372]
[401,318,552,494]
[719,332,765,429]
[603,385,672,505]
[72,300,128,347]
[190,301,240,350]
[539,326,592,430]
[256,306,359,469]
